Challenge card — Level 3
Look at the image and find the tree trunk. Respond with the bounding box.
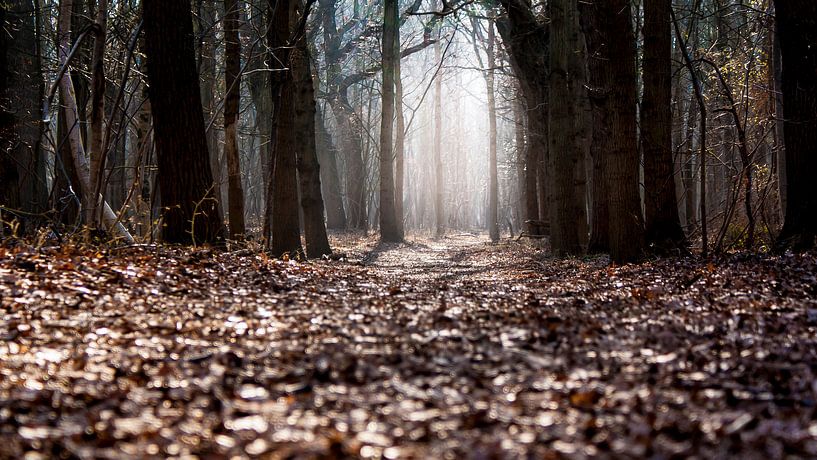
[495,0,549,232]
[774,0,817,250]
[602,0,644,263]
[548,0,583,256]
[143,0,223,245]
[223,0,246,238]
[378,0,401,242]
[293,34,332,257]
[487,22,499,242]
[642,0,686,252]
[266,0,303,257]
[579,1,612,253]
[321,0,365,229]
[394,24,406,239]
[86,0,108,228]
[316,106,347,229]
[0,0,48,234]
[433,34,445,237]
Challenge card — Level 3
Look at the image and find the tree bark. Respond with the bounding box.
[266,0,303,257]
[602,0,644,263]
[548,0,584,256]
[642,0,686,252]
[143,0,223,245]
[378,0,401,242]
[579,0,612,253]
[774,0,817,250]
[293,32,332,257]
[87,0,108,228]
[0,0,48,234]
[487,21,499,242]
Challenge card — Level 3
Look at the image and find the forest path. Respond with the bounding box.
[2,238,817,458]
[359,232,503,282]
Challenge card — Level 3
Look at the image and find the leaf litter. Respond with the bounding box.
[1,234,817,458]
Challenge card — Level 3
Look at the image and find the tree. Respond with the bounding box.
[494,0,548,233]
[1,1,48,234]
[143,0,224,244]
[602,0,644,263]
[292,10,332,258]
[434,31,445,238]
[548,0,584,256]
[642,0,686,252]
[774,0,817,251]
[223,0,246,238]
[578,0,611,253]
[266,0,304,257]
[320,0,367,229]
[378,0,402,242]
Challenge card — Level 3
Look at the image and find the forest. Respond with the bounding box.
[1,0,817,457]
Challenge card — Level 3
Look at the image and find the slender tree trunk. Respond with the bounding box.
[316,106,347,229]
[321,0,365,229]
[512,95,534,225]
[487,21,499,242]
[223,0,246,238]
[394,26,406,239]
[774,0,817,250]
[603,0,644,263]
[87,0,107,228]
[378,0,400,242]
[673,7,708,256]
[434,35,444,237]
[579,2,612,253]
[642,0,686,252]
[143,0,223,244]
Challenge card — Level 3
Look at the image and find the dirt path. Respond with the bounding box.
[2,237,817,458]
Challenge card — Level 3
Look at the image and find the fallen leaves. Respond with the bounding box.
[0,235,816,458]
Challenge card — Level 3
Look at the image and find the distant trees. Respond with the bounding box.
[1,0,813,263]
[223,0,247,239]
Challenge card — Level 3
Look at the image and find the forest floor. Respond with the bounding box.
[2,233,817,459]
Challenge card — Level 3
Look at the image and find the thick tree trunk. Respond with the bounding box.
[378,0,401,242]
[87,0,107,228]
[223,0,246,238]
[774,1,817,250]
[602,0,644,263]
[642,0,686,252]
[143,0,223,244]
[266,0,303,257]
[0,0,48,234]
[293,38,332,257]
[548,0,583,256]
